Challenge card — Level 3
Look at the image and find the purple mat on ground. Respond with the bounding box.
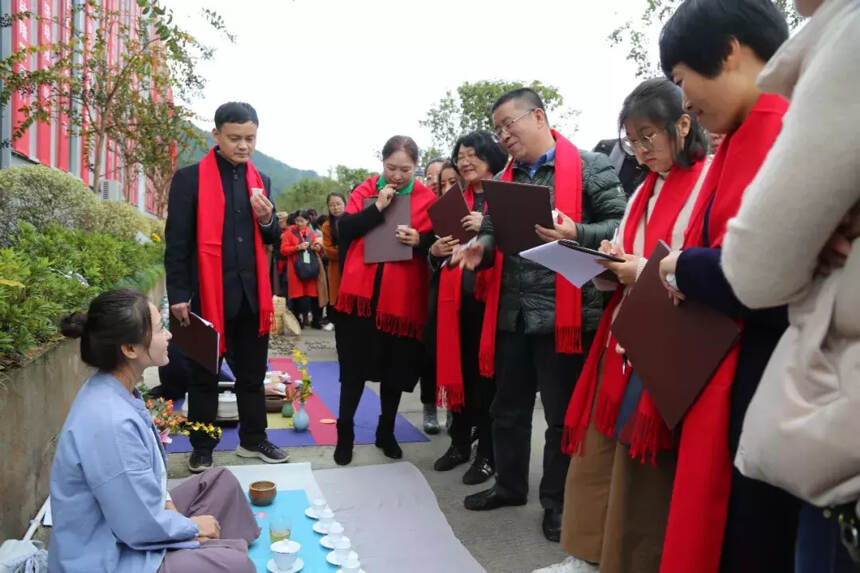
[309,361,429,446]
[164,361,427,453]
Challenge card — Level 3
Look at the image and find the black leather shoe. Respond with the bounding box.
[187,449,213,473]
[334,420,354,466]
[542,507,563,542]
[462,456,494,485]
[433,445,470,471]
[464,486,526,511]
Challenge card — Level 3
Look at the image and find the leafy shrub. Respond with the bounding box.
[0,165,159,245]
[0,223,164,368]
[0,165,101,246]
[96,200,153,240]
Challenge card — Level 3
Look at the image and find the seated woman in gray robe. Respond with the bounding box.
[49,289,259,573]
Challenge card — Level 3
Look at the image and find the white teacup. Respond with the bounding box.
[311,497,327,514]
[333,536,351,562]
[271,539,300,571]
[327,521,344,543]
[318,507,335,529]
[342,554,361,573]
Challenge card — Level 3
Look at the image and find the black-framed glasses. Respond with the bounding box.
[493,108,536,138]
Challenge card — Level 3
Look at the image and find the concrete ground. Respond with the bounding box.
[153,326,569,573]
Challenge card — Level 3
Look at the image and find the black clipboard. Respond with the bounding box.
[559,239,625,262]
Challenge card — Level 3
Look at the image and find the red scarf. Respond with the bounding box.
[562,160,705,458]
[478,131,583,377]
[335,175,435,339]
[436,185,491,411]
[660,93,788,573]
[197,148,273,355]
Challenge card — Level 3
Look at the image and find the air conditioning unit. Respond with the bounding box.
[98,179,124,201]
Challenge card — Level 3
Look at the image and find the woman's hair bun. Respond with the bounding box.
[59,311,88,339]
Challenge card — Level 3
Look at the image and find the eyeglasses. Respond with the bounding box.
[493,108,536,137]
[620,130,663,156]
[456,150,478,164]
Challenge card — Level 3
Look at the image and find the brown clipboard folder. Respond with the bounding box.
[169,312,220,375]
[482,180,554,255]
[427,183,476,244]
[610,241,741,429]
[362,196,413,264]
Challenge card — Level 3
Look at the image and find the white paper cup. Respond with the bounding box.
[333,536,351,562]
[271,539,300,570]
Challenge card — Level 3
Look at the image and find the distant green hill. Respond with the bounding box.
[177,125,318,192]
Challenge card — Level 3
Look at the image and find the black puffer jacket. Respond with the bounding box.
[477,150,627,335]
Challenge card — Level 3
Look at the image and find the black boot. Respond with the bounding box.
[334,420,354,465]
[375,415,402,459]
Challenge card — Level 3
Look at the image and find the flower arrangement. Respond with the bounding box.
[291,349,313,404]
[138,385,222,444]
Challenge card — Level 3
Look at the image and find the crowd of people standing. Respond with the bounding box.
[44,0,858,571]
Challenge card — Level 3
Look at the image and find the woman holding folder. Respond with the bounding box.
[431,130,507,484]
[333,135,436,465]
[651,3,798,572]
[543,78,711,573]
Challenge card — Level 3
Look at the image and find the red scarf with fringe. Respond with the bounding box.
[197,148,273,355]
[436,185,491,411]
[478,131,583,377]
[335,175,435,339]
[562,161,705,459]
[659,93,788,573]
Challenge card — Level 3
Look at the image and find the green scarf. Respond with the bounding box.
[377,174,414,196]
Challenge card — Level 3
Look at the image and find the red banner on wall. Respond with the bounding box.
[11,0,31,157]
[36,0,53,165]
[55,0,71,172]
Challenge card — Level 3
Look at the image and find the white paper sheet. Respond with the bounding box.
[519,240,609,287]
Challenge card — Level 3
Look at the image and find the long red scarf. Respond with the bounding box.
[660,93,788,573]
[478,131,583,377]
[562,160,705,458]
[335,175,435,339]
[436,185,491,411]
[197,148,273,355]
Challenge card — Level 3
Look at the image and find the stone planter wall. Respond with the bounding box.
[0,279,165,540]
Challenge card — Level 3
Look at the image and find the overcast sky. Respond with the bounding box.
[168,1,660,177]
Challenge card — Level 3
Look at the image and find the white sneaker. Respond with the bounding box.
[532,556,599,573]
[323,322,334,331]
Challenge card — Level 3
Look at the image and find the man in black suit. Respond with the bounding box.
[165,102,288,472]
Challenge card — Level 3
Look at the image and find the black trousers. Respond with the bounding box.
[291,296,321,324]
[335,313,422,426]
[448,297,495,460]
[187,299,269,451]
[490,319,593,511]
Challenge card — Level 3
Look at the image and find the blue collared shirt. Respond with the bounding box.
[516,146,557,179]
[49,371,199,573]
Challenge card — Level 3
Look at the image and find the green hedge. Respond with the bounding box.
[0,164,163,246]
[0,164,168,370]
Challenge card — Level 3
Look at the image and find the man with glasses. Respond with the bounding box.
[453,88,627,541]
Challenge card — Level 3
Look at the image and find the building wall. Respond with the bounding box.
[0,0,163,217]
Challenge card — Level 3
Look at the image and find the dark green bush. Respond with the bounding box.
[0,223,164,369]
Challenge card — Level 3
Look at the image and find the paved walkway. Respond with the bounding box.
[154,327,568,573]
